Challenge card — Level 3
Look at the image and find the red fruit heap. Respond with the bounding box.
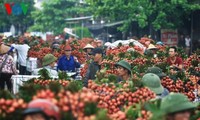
[126,87,156,106]
[32,88,99,120]
[161,77,196,101]
[33,79,70,87]
[71,50,86,64]
[195,67,200,72]
[138,37,153,45]
[151,58,165,64]
[57,88,99,120]
[80,64,88,78]
[175,79,184,92]
[28,47,52,59]
[0,98,27,114]
[183,54,200,70]
[109,111,127,120]
[131,58,147,65]
[161,77,176,92]
[185,81,195,92]
[32,89,55,100]
[88,80,156,116]
[183,91,195,101]
[106,46,129,56]
[189,75,199,85]
[136,110,152,120]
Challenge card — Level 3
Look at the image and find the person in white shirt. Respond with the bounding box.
[32,54,58,76]
[11,40,30,75]
[185,35,191,56]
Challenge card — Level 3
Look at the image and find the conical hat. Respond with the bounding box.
[147,44,158,50]
[0,44,10,54]
[83,44,94,49]
[2,36,7,40]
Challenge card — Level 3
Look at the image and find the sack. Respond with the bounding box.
[26,57,37,72]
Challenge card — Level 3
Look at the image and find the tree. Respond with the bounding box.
[86,0,200,32]
[0,0,35,34]
[74,27,92,38]
[29,0,91,35]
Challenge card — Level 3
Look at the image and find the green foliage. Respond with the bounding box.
[132,65,148,74]
[38,68,51,80]
[58,71,70,80]
[18,84,45,102]
[95,109,111,120]
[155,62,169,73]
[48,81,62,94]
[118,42,122,47]
[128,80,143,92]
[86,0,200,32]
[188,67,200,76]
[0,90,13,99]
[129,51,142,60]
[108,74,118,83]
[0,109,24,120]
[177,47,187,59]
[176,71,187,81]
[118,52,126,59]
[144,100,165,120]
[84,102,99,116]
[157,50,167,58]
[126,106,139,119]
[29,0,91,34]
[74,27,92,39]
[65,81,83,93]
[191,60,199,67]
[62,112,75,120]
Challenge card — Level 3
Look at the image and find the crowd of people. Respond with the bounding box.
[0,34,199,120]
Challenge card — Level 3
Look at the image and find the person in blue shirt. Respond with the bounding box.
[57,45,80,73]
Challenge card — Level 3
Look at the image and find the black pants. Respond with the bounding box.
[19,65,27,75]
[0,73,12,92]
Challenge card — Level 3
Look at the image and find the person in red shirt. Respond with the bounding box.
[166,46,183,70]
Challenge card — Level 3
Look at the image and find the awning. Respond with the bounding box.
[104,21,124,27]
[65,16,93,21]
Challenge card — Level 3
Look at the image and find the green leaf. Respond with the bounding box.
[38,68,52,80]
[84,102,99,116]
[65,81,83,93]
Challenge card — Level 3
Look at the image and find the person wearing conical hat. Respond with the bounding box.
[0,43,18,92]
[83,44,94,53]
[144,44,158,58]
[83,44,94,61]
[32,54,58,76]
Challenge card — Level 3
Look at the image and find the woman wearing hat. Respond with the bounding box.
[32,54,58,76]
[144,44,158,58]
[115,60,132,82]
[160,93,197,120]
[83,44,94,61]
[0,43,18,92]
